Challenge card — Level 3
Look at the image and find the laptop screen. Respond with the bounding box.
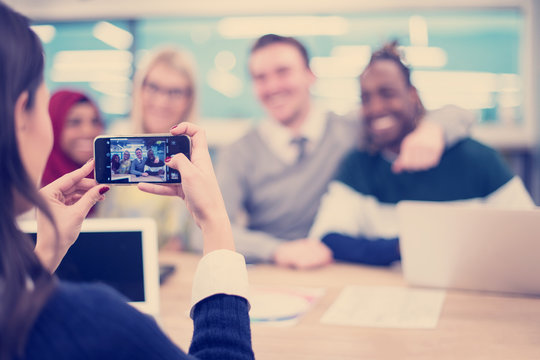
[27,231,145,302]
[19,218,160,317]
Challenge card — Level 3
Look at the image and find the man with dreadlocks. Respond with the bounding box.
[301,41,534,267]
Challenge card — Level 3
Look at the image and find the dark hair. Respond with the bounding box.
[111,154,120,172]
[365,40,412,87]
[0,2,57,360]
[250,34,311,69]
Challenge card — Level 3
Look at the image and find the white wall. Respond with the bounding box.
[4,0,535,20]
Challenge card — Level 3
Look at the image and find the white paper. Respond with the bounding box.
[321,286,446,329]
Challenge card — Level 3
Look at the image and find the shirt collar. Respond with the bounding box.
[257,102,328,164]
[259,102,327,145]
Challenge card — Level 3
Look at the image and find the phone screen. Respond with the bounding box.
[94,134,190,184]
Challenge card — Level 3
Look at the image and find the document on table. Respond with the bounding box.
[321,286,446,329]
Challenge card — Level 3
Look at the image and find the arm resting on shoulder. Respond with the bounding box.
[393,105,475,173]
[424,104,475,147]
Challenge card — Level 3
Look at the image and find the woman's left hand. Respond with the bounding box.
[35,159,109,272]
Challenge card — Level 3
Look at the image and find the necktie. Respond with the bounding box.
[290,136,308,163]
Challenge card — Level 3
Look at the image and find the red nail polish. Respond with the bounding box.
[170,124,178,131]
[99,186,110,195]
[165,157,171,163]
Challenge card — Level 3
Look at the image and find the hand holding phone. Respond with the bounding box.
[137,122,235,254]
[94,134,191,184]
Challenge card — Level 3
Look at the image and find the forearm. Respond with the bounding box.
[190,294,254,360]
[424,105,474,147]
[309,181,365,240]
[322,233,400,266]
[188,249,253,359]
[34,240,66,273]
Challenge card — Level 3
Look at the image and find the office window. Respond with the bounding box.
[35,9,526,142]
[33,21,133,125]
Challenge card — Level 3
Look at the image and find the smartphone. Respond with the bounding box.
[94,134,191,184]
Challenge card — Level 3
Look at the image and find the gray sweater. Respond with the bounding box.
[215,106,473,262]
[216,112,358,262]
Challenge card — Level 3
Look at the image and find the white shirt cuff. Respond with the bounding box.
[190,249,249,318]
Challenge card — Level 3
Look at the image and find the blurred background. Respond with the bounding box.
[6,0,540,203]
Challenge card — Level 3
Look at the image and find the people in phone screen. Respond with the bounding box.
[129,148,148,177]
[144,149,165,177]
[118,150,132,174]
[111,154,121,174]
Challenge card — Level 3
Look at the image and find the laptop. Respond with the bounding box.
[397,201,540,297]
[18,218,161,317]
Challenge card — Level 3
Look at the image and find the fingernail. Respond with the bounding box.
[165,157,171,163]
[86,157,94,164]
[170,124,178,131]
[99,186,110,195]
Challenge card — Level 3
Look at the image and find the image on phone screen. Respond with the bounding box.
[94,135,190,184]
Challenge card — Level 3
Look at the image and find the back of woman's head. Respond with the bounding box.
[0,2,56,359]
[130,46,198,132]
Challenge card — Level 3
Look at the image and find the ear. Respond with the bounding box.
[307,68,317,85]
[408,86,423,111]
[407,85,419,101]
[14,91,30,132]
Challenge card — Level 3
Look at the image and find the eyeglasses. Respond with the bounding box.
[143,80,191,100]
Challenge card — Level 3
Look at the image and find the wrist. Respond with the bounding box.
[34,241,63,273]
[200,213,235,254]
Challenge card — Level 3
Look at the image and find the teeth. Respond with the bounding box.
[372,116,395,131]
[266,93,288,107]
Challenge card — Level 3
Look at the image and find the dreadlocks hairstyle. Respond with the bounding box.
[367,40,413,87]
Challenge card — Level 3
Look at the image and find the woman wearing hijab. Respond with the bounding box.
[41,90,104,187]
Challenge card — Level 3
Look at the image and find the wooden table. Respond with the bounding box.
[158,251,540,360]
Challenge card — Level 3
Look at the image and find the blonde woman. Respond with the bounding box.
[100,47,198,249]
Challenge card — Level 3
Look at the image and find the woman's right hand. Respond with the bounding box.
[36,159,109,272]
[138,123,234,254]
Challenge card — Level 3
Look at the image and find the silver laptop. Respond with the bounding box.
[397,201,540,296]
[18,218,161,317]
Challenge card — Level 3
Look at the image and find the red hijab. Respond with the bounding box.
[41,90,101,187]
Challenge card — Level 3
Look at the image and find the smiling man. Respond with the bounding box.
[215,34,475,266]
[306,41,534,267]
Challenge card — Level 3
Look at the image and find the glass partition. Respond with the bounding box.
[34,9,526,145]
